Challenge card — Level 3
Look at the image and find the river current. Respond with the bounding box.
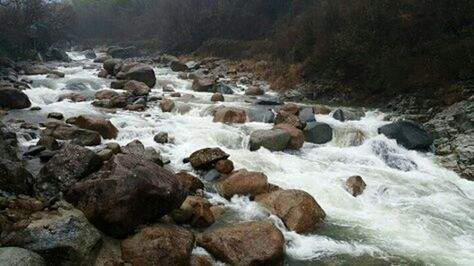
[4,52,474,265]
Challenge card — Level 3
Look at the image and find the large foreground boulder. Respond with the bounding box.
[123,65,156,88]
[188,148,229,170]
[249,129,290,151]
[0,207,101,266]
[213,107,246,124]
[303,122,333,144]
[0,247,45,266]
[72,115,118,139]
[216,169,268,199]
[35,144,102,200]
[197,221,284,266]
[378,121,433,151]
[0,88,31,109]
[121,224,195,266]
[43,121,101,146]
[66,154,186,237]
[256,189,326,234]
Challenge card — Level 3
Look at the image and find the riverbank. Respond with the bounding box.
[1,47,473,265]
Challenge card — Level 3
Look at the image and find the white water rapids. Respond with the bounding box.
[5,52,474,265]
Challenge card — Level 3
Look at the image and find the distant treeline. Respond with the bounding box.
[1,0,473,95]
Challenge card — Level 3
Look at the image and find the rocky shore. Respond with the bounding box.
[0,46,472,265]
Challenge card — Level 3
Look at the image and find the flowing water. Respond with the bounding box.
[4,52,474,265]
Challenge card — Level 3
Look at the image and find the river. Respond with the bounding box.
[4,51,474,265]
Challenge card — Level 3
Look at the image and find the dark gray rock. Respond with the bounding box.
[0,247,46,266]
[0,159,34,195]
[254,97,284,106]
[249,129,290,151]
[215,83,234,94]
[371,139,417,171]
[108,46,140,59]
[154,132,169,144]
[378,121,433,151]
[304,122,333,144]
[299,107,316,123]
[333,109,345,122]
[203,169,220,181]
[0,88,31,109]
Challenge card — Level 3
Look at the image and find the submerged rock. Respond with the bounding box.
[66,154,186,237]
[378,120,433,151]
[121,224,195,266]
[256,189,326,233]
[371,139,418,171]
[197,221,284,266]
[213,107,246,123]
[345,175,366,197]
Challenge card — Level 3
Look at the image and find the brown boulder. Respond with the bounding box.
[274,111,305,129]
[103,59,121,75]
[313,104,332,115]
[123,80,151,96]
[188,147,229,170]
[95,90,119,100]
[72,115,118,139]
[245,86,264,96]
[213,107,246,124]
[123,65,156,88]
[171,196,215,228]
[110,80,127,90]
[216,169,268,199]
[345,175,366,197]
[275,123,304,150]
[210,93,224,102]
[121,224,195,266]
[66,154,187,237]
[256,189,326,233]
[197,221,284,266]
[176,171,204,194]
[160,99,175,112]
[281,103,300,115]
[43,121,101,146]
[215,159,234,174]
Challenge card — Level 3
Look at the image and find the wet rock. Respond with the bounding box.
[72,115,118,139]
[95,89,119,100]
[274,111,305,129]
[371,139,417,171]
[0,207,101,266]
[121,224,194,266]
[197,221,284,266]
[98,69,108,78]
[333,109,345,121]
[215,159,234,174]
[66,154,186,237]
[0,88,31,109]
[144,147,165,167]
[38,150,56,163]
[313,105,332,114]
[84,50,96,59]
[123,80,151,96]
[176,171,204,194]
[215,83,234,94]
[281,103,300,115]
[58,92,88,102]
[275,123,304,150]
[299,107,316,122]
[37,136,60,150]
[106,142,122,154]
[97,148,114,161]
[124,103,145,111]
[154,132,169,144]
[23,145,46,157]
[22,64,51,75]
[190,255,214,266]
[343,129,366,146]
[192,76,216,92]
[121,139,145,155]
[160,99,175,112]
[378,120,433,151]
[35,143,102,200]
[245,86,264,96]
[123,65,156,88]
[216,169,268,199]
[45,48,71,62]
[171,196,215,228]
[254,97,284,105]
[202,169,220,181]
[211,92,224,102]
[249,128,291,151]
[43,121,101,146]
[345,175,366,197]
[170,92,181,97]
[108,46,139,59]
[110,80,127,90]
[103,59,122,75]
[304,122,333,144]
[94,55,112,63]
[0,247,45,266]
[213,107,246,123]
[170,60,189,72]
[20,122,39,130]
[0,159,34,195]
[47,112,64,120]
[92,96,127,109]
[188,147,229,170]
[256,189,326,233]
[64,78,100,91]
